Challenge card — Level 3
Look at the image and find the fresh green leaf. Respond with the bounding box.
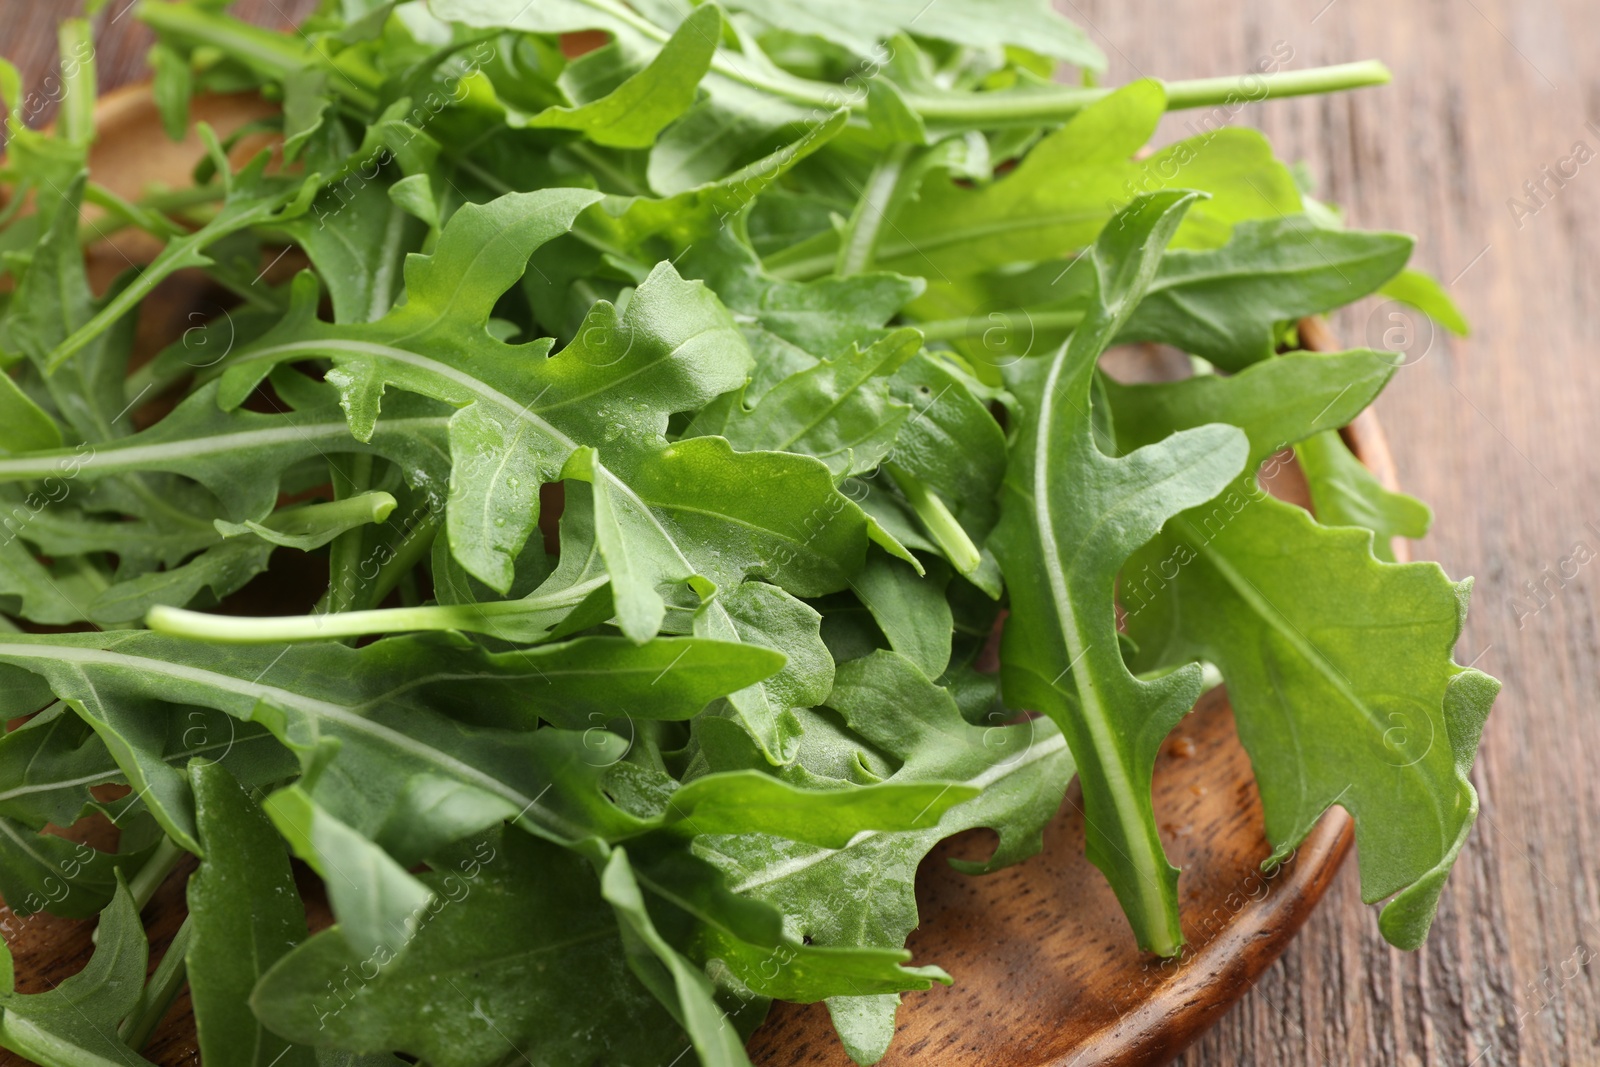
[0,374,62,453]
[0,10,1495,1063]
[772,81,1303,282]
[187,761,317,1067]
[251,829,689,1067]
[528,4,720,148]
[0,817,143,921]
[850,555,951,679]
[989,191,1249,954]
[0,878,155,1067]
[693,328,920,478]
[720,0,1104,68]
[46,132,320,372]
[601,846,753,1067]
[1380,266,1471,336]
[698,650,1073,1055]
[1296,429,1431,560]
[148,42,192,142]
[1111,346,1495,951]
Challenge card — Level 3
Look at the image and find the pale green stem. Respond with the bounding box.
[55,20,95,147]
[885,463,981,575]
[253,491,397,536]
[149,574,606,644]
[905,61,1391,126]
[835,143,913,276]
[82,184,225,244]
[127,837,187,912]
[915,308,1086,342]
[323,454,375,616]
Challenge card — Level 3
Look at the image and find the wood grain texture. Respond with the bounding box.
[1065,4,1600,1066]
[0,2,1589,1065]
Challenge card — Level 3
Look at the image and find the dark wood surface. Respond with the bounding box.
[1,2,1592,1065]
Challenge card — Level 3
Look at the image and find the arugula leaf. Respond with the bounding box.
[188,761,316,1067]
[913,216,1413,373]
[3,170,134,444]
[698,650,1073,1061]
[46,132,319,373]
[0,631,971,944]
[0,381,454,527]
[721,0,1104,68]
[0,7,1497,1063]
[603,108,850,242]
[1295,429,1431,560]
[282,174,420,326]
[88,539,275,626]
[680,230,923,383]
[1379,266,1471,335]
[0,816,146,922]
[148,42,192,141]
[214,189,761,596]
[264,785,436,960]
[1110,347,1495,950]
[252,829,691,1067]
[769,81,1303,282]
[602,846,756,1067]
[693,327,920,479]
[882,351,1008,585]
[0,631,773,850]
[990,191,1249,954]
[0,374,61,453]
[0,878,155,1067]
[0,700,293,852]
[850,555,952,679]
[528,3,720,147]
[1118,219,1412,367]
[0,703,117,829]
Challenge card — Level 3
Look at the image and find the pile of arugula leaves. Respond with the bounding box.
[0,2,1499,1064]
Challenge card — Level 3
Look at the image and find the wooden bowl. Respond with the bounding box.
[0,89,1401,1067]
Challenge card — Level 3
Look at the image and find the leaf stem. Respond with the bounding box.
[323,454,376,616]
[46,195,297,373]
[55,20,96,147]
[138,0,1388,137]
[915,308,1086,342]
[81,183,183,242]
[885,464,981,576]
[904,60,1392,127]
[81,183,226,245]
[360,506,442,610]
[148,575,607,643]
[118,913,192,1051]
[127,836,187,912]
[136,1,381,111]
[1162,60,1392,109]
[836,143,914,276]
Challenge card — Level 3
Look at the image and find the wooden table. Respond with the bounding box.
[3,2,1594,1064]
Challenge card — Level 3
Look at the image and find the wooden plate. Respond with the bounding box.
[0,89,1402,1067]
